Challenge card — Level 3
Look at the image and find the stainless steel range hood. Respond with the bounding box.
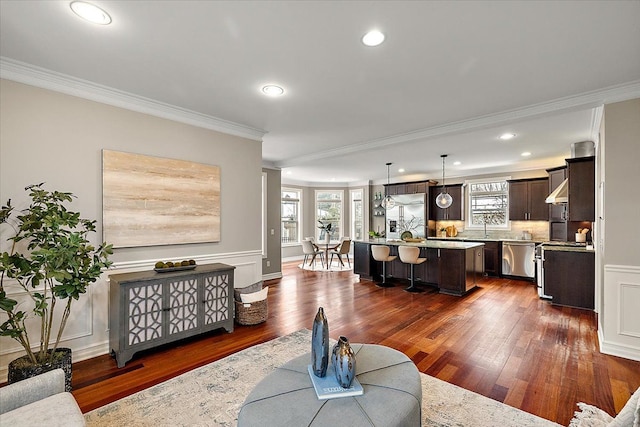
[545,178,568,204]
[545,141,593,204]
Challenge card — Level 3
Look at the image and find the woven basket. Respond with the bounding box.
[235,298,268,325]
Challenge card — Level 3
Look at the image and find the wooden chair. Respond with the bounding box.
[398,246,426,293]
[330,238,352,268]
[371,245,396,288]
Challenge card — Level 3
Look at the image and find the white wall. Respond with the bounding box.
[598,98,640,361]
[0,79,264,379]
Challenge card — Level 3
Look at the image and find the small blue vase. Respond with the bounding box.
[331,335,356,388]
[311,307,329,377]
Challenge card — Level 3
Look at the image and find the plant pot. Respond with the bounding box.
[8,348,72,392]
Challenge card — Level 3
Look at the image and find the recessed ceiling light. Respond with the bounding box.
[70,1,112,25]
[453,161,462,166]
[261,85,284,97]
[499,133,516,141]
[521,152,532,157]
[398,168,405,173]
[362,30,385,47]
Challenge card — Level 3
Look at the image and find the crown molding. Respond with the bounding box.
[0,57,265,142]
[276,80,640,168]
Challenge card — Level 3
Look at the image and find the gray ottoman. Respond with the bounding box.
[238,344,422,426]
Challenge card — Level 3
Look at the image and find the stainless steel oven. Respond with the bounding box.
[534,244,552,299]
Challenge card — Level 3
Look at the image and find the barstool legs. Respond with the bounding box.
[376,262,394,288]
[404,264,423,293]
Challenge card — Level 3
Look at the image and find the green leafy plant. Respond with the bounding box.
[0,183,113,366]
[317,220,333,234]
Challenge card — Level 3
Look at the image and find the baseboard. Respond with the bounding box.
[262,272,282,281]
[598,328,640,361]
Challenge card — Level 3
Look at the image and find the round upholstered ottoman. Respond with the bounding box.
[237,343,422,426]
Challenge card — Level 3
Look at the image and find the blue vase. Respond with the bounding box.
[332,336,356,388]
[311,307,329,377]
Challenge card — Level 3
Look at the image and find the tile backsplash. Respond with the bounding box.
[434,220,549,241]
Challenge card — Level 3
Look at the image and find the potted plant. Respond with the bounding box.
[0,183,113,391]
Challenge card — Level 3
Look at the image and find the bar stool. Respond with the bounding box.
[371,245,396,288]
[398,246,426,293]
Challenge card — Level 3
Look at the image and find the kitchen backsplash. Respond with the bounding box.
[434,220,549,241]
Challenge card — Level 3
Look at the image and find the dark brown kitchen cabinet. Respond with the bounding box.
[413,247,439,285]
[405,182,428,194]
[547,166,567,221]
[354,241,374,279]
[508,178,549,221]
[438,247,482,296]
[471,240,501,276]
[429,184,463,220]
[543,249,594,309]
[384,183,404,196]
[567,156,595,221]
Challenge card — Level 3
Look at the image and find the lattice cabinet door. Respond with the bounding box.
[109,263,235,368]
[202,272,231,327]
[167,276,200,339]
[126,280,165,347]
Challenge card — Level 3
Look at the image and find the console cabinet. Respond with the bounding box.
[109,263,235,367]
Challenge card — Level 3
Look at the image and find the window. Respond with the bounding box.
[350,189,364,241]
[315,190,343,240]
[281,188,301,245]
[466,178,509,229]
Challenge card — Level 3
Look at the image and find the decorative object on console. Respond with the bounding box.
[0,183,113,391]
[331,335,356,388]
[436,154,453,209]
[382,162,396,209]
[311,307,330,377]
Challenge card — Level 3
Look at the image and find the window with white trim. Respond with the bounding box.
[315,190,343,240]
[466,178,509,229]
[281,188,301,244]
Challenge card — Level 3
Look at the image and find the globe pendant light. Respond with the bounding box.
[436,154,453,209]
[381,162,396,209]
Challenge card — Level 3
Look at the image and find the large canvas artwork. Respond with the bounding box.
[102,150,220,248]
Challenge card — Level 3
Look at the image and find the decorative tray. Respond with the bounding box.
[154,265,196,273]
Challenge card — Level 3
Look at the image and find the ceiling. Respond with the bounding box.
[1,1,639,185]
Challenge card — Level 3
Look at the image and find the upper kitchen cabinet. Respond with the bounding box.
[508,178,549,221]
[429,184,464,221]
[546,166,567,221]
[567,156,595,222]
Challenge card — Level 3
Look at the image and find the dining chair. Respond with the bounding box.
[330,238,352,268]
[302,239,324,268]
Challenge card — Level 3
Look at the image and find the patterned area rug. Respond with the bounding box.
[85,329,560,426]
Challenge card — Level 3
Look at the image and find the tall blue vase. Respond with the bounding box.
[332,335,356,388]
[311,307,329,377]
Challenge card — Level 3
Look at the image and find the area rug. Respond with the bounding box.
[84,329,560,426]
[297,263,353,272]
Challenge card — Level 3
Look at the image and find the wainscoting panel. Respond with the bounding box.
[599,264,640,361]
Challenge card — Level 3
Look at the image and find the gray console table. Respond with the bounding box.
[108,263,235,367]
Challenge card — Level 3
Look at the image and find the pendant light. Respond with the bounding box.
[381,162,396,209]
[436,154,453,209]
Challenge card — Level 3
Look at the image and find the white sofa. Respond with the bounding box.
[0,369,85,426]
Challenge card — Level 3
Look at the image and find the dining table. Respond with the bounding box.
[314,240,341,270]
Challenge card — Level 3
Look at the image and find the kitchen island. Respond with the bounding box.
[354,240,484,296]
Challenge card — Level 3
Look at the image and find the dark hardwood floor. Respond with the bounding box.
[70,261,640,425]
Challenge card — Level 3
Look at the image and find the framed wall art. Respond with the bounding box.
[102,150,220,248]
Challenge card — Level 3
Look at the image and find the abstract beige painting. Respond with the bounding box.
[102,150,220,247]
